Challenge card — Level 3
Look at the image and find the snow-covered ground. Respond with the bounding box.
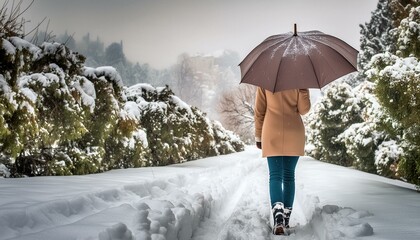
[0,147,419,240]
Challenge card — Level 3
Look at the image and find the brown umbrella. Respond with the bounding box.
[239,24,358,92]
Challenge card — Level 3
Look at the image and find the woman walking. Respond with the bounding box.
[254,87,311,235]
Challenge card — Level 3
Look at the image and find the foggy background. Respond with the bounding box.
[25,0,377,69]
[19,0,378,142]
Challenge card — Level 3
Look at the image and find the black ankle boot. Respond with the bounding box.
[271,202,285,235]
[284,207,292,228]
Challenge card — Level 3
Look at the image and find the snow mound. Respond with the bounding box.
[0,164,10,178]
[126,83,155,96]
[170,95,193,115]
[125,191,213,240]
[8,37,41,58]
[72,76,96,113]
[98,223,133,240]
[121,101,141,120]
[83,66,124,93]
[1,39,16,55]
[308,205,374,239]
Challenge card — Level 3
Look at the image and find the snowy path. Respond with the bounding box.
[0,147,419,240]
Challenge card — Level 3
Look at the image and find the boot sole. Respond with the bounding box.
[273,226,285,235]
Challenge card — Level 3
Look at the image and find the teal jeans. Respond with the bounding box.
[267,156,299,208]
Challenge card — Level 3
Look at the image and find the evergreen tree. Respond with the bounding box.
[125,83,244,166]
[367,5,420,185]
[359,0,416,75]
[1,6,245,177]
[337,81,403,176]
[305,0,419,184]
[77,33,105,67]
[359,0,393,74]
[306,81,363,166]
[103,100,150,169]
[105,42,126,66]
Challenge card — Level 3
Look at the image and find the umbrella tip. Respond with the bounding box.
[293,23,297,36]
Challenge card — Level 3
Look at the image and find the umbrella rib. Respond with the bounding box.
[310,34,358,66]
[272,58,283,92]
[304,36,358,70]
[303,37,357,87]
[299,37,324,88]
[306,54,322,89]
[316,50,341,86]
[299,37,343,87]
[238,37,290,65]
[240,36,293,83]
[272,38,296,92]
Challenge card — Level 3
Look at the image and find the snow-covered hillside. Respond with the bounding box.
[0,147,418,240]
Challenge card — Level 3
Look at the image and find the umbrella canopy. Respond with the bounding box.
[239,25,358,92]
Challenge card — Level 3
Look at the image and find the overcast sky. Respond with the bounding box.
[25,0,378,69]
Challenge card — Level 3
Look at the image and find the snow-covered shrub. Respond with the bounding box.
[0,37,125,175]
[337,81,395,174]
[0,38,40,161]
[338,122,378,173]
[0,33,244,177]
[306,81,363,166]
[36,42,86,76]
[211,120,244,155]
[308,78,404,178]
[103,104,150,169]
[127,84,190,165]
[367,6,420,185]
[395,6,420,57]
[19,70,87,145]
[308,4,420,184]
[0,36,108,176]
[367,53,420,134]
[375,140,403,178]
[78,67,127,172]
[125,84,244,166]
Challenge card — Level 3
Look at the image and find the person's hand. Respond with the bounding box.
[256,142,262,149]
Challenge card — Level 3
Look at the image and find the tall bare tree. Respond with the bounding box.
[171,53,203,108]
[218,85,256,143]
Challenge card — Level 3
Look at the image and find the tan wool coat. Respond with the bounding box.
[254,88,311,157]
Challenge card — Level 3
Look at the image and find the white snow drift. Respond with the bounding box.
[0,147,419,240]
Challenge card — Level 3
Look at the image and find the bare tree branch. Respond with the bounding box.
[218,84,256,143]
[0,0,34,37]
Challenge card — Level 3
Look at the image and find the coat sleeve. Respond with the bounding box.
[297,89,311,115]
[254,87,267,142]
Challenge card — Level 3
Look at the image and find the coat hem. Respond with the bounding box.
[262,153,305,158]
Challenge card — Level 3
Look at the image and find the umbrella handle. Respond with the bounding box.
[294,23,297,36]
